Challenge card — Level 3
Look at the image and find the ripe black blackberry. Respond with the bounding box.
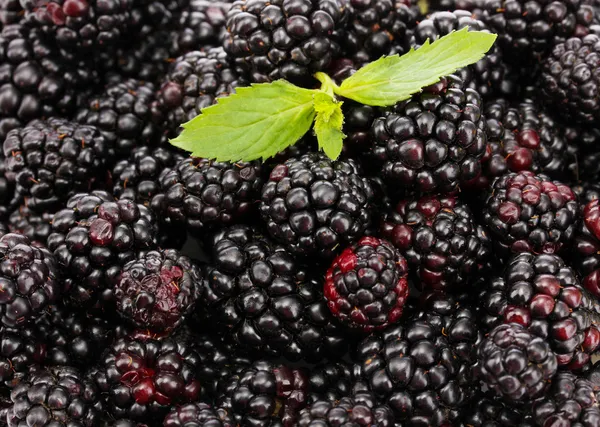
[458,394,535,426]
[380,195,491,292]
[0,0,23,26]
[7,366,103,426]
[0,324,46,388]
[260,152,374,258]
[75,77,164,159]
[174,0,230,52]
[572,199,600,299]
[478,252,600,370]
[217,360,308,426]
[163,402,235,427]
[3,118,111,214]
[369,74,487,194]
[482,171,579,256]
[223,0,349,86]
[307,362,352,403]
[323,236,409,331]
[573,182,600,204]
[7,205,53,244]
[476,323,557,402]
[540,34,600,125]
[428,0,485,13]
[156,47,248,136]
[47,191,158,308]
[201,225,348,361]
[353,292,480,426]
[91,334,204,421]
[151,157,263,234]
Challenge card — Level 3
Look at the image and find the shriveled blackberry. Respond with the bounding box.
[201,225,348,361]
[152,157,262,234]
[3,118,111,214]
[353,292,480,426]
[482,171,579,256]
[533,371,600,426]
[540,34,600,125]
[217,360,308,427]
[47,191,158,308]
[323,236,409,331]
[369,74,487,194]
[7,205,52,244]
[75,77,164,158]
[174,0,230,52]
[380,195,491,291]
[0,324,46,388]
[92,334,204,421]
[223,0,349,86]
[7,366,103,426]
[478,252,600,370]
[307,362,352,403]
[156,48,248,136]
[260,152,374,258]
[457,394,535,426]
[476,323,557,402]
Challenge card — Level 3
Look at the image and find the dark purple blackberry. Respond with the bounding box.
[573,182,600,204]
[7,366,103,426]
[482,171,579,256]
[428,0,485,13]
[0,156,16,222]
[352,292,480,426]
[3,117,111,214]
[369,74,487,194]
[540,34,600,125]
[0,23,96,141]
[47,191,158,308]
[217,360,308,427]
[476,323,557,402]
[260,152,374,258]
[151,157,262,234]
[0,233,61,327]
[0,324,46,388]
[380,195,491,292]
[156,48,248,136]
[478,252,600,370]
[173,0,230,52]
[114,249,202,333]
[163,402,235,427]
[457,394,535,426]
[7,205,52,244]
[91,334,204,421]
[0,0,23,26]
[323,236,409,331]
[307,362,352,403]
[223,0,349,86]
[106,420,149,427]
[75,77,164,158]
[572,199,600,299]
[201,225,348,361]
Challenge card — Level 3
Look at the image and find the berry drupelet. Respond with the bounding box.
[307,362,352,403]
[380,195,491,292]
[163,402,235,427]
[174,0,231,52]
[482,171,579,256]
[7,205,53,245]
[260,152,374,259]
[0,323,47,387]
[324,236,409,331]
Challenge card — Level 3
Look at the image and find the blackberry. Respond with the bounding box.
[217,360,308,427]
[478,252,600,370]
[476,323,557,402]
[174,0,230,52]
[369,74,487,194]
[163,402,235,427]
[75,77,164,159]
[260,152,374,258]
[457,394,535,426]
[0,324,46,388]
[201,225,348,361]
[572,199,600,298]
[114,249,203,333]
[0,0,23,26]
[380,195,491,292]
[323,236,409,331]
[156,48,248,136]
[428,0,485,13]
[223,0,349,86]
[3,118,111,214]
[352,292,480,426]
[482,171,579,256]
[7,366,103,426]
[47,191,158,308]
[573,182,600,204]
[7,205,53,244]
[540,34,600,125]
[307,362,352,403]
[92,334,204,421]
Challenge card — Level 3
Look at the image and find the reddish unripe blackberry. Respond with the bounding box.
[478,252,600,370]
[0,324,46,387]
[380,195,491,291]
[369,74,487,194]
[114,249,203,333]
[476,323,557,402]
[7,205,53,245]
[482,171,579,256]
[0,233,61,327]
[164,402,235,427]
[3,118,111,214]
[324,236,409,331]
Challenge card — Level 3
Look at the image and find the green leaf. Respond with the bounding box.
[170,80,317,162]
[313,92,345,160]
[335,28,497,106]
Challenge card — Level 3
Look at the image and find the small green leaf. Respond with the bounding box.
[170,80,317,162]
[313,92,345,160]
[335,28,497,106]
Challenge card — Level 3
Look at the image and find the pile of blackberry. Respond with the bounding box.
[2,0,600,425]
